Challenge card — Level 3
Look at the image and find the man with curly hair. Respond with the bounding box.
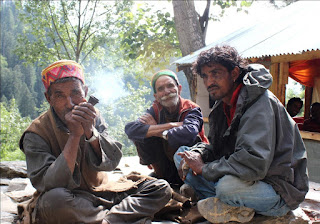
[174,45,308,223]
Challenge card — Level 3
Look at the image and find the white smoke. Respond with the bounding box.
[88,69,128,105]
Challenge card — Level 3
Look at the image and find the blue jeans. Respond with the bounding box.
[174,146,290,217]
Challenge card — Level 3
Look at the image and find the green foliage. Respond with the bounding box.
[269,0,298,9]
[0,100,31,161]
[1,2,41,118]
[14,0,129,66]
[0,1,23,67]
[36,101,50,115]
[0,55,8,68]
[99,84,152,156]
[212,0,253,19]
[1,64,38,118]
[117,2,180,72]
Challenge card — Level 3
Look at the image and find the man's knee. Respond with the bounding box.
[150,179,172,203]
[216,175,254,198]
[173,146,189,168]
[38,188,74,212]
[150,179,172,198]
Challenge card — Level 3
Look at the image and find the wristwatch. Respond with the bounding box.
[162,130,168,140]
[85,128,99,143]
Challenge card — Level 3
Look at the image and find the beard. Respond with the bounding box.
[160,92,179,108]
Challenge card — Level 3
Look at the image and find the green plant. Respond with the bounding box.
[0,100,31,161]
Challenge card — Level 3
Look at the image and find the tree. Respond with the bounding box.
[172,0,206,101]
[0,100,31,161]
[1,63,38,118]
[0,1,23,67]
[117,2,179,73]
[1,2,46,118]
[118,0,294,101]
[117,0,254,101]
[15,0,131,66]
[18,83,37,118]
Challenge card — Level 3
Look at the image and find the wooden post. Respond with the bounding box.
[304,86,313,119]
[279,62,289,105]
[269,63,280,99]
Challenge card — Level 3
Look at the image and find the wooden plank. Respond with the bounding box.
[203,120,320,141]
[271,50,320,63]
[279,62,289,105]
[269,63,279,98]
[304,87,313,119]
[300,131,320,141]
[279,62,289,85]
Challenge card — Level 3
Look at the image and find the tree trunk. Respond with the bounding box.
[172,0,206,102]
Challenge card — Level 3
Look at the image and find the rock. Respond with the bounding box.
[6,186,35,203]
[1,178,12,186]
[1,178,36,203]
[1,192,18,214]
[0,211,17,224]
[7,178,30,192]
[0,161,27,178]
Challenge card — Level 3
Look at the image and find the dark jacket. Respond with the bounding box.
[125,97,208,154]
[196,64,308,209]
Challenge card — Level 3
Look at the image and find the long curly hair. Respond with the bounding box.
[192,45,248,83]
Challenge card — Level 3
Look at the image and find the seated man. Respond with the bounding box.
[125,70,208,187]
[174,45,309,223]
[302,102,320,132]
[19,60,171,224]
[286,97,303,117]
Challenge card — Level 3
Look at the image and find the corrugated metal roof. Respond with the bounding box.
[174,1,320,68]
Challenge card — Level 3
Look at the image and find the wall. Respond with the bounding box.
[304,138,320,183]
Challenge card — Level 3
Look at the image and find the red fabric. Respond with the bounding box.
[223,84,244,126]
[293,117,304,124]
[41,60,85,91]
[289,59,320,87]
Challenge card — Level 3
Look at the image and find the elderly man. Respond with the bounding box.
[19,60,171,224]
[125,69,208,187]
[174,45,308,223]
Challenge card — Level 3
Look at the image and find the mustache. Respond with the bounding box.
[161,92,177,101]
[207,84,219,91]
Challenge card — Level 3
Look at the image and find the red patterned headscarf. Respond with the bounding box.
[41,60,85,91]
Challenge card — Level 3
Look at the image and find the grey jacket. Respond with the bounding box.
[197,64,309,209]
